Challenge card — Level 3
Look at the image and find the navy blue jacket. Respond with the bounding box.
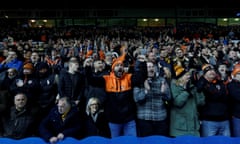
[39,105,85,142]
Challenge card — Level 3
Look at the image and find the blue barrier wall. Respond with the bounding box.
[1,136,240,144]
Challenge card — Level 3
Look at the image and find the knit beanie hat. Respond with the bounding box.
[111,53,126,70]
[174,65,187,79]
[23,62,34,70]
[232,64,240,77]
[202,64,214,74]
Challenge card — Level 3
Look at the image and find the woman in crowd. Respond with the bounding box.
[170,66,205,137]
[85,97,111,138]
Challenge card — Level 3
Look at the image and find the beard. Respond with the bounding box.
[114,69,124,78]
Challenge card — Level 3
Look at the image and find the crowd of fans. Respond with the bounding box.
[0,23,240,143]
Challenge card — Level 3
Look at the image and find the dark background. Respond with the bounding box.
[1,0,240,9]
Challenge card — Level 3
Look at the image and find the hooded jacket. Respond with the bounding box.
[86,57,147,123]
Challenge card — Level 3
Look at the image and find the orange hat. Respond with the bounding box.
[111,54,126,70]
[232,64,240,76]
[98,50,105,60]
[202,64,214,74]
[23,63,34,70]
[174,65,187,79]
[85,50,93,58]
